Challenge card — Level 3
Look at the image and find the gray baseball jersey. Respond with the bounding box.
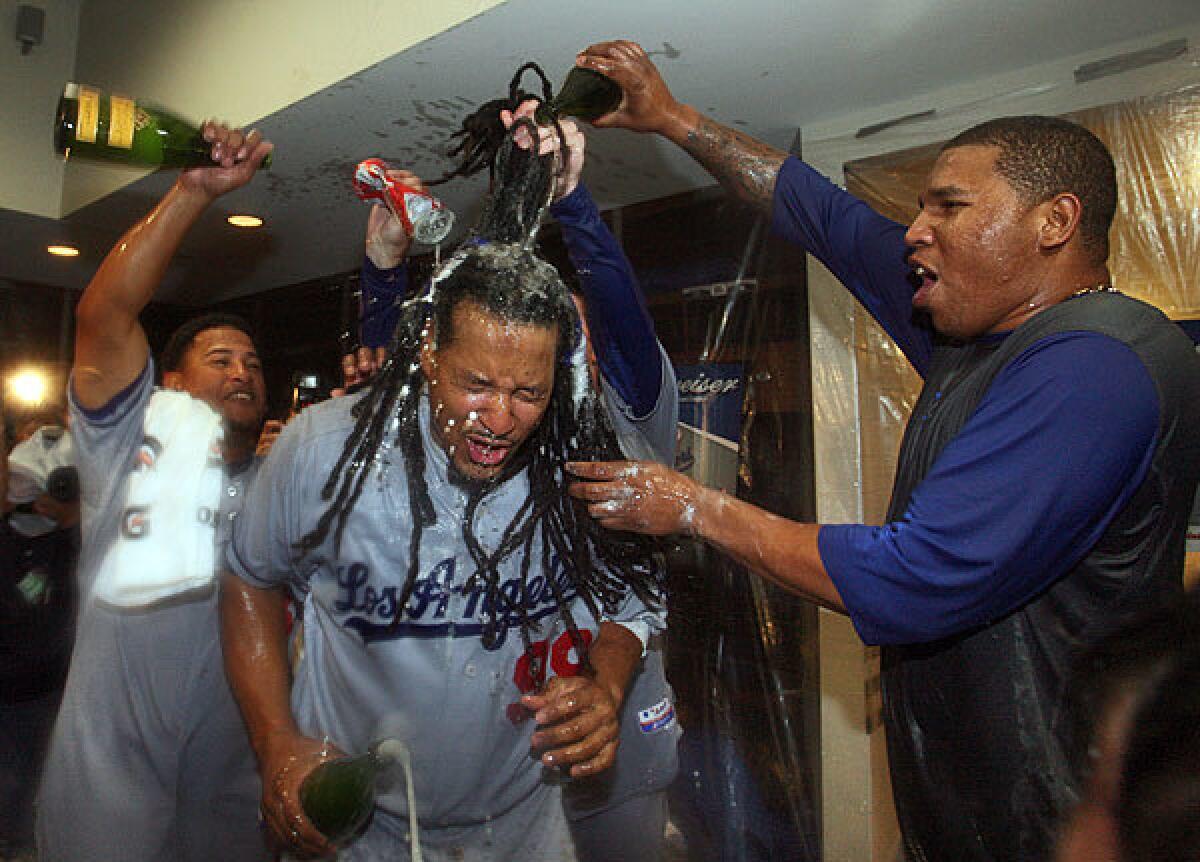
[566,346,681,824]
[37,361,266,862]
[228,392,663,856]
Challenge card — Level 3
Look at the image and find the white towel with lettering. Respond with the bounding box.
[91,389,224,607]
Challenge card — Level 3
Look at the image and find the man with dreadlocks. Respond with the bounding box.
[342,108,682,861]
[220,119,664,861]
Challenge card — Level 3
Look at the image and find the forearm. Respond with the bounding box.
[553,186,660,412]
[659,104,787,214]
[74,181,213,407]
[78,181,212,330]
[358,256,407,348]
[692,488,846,613]
[218,572,300,762]
[587,620,644,708]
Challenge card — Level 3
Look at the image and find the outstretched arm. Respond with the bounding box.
[578,40,787,215]
[567,460,845,612]
[73,124,272,410]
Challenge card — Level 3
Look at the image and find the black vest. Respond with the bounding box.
[880,293,1200,862]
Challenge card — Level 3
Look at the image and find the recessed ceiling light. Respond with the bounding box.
[227,214,263,228]
[47,245,79,257]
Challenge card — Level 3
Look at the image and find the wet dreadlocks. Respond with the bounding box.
[298,86,662,660]
[429,62,561,188]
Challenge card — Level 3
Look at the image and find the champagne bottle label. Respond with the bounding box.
[108,95,136,149]
[76,86,100,144]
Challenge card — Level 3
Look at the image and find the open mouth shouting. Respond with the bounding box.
[465,434,512,467]
[910,260,939,309]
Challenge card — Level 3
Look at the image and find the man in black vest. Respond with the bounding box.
[564,40,1200,862]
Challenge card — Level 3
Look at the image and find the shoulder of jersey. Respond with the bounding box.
[288,390,372,450]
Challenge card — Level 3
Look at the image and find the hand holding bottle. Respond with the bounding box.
[177,121,273,201]
[501,102,585,202]
[575,40,686,137]
[258,729,341,858]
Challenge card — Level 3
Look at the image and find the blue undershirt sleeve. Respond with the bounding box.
[359,256,409,349]
[551,183,661,418]
[818,331,1160,645]
[771,157,933,374]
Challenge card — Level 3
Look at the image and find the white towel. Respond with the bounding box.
[91,389,224,607]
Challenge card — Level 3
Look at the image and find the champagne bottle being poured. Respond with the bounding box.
[534,67,623,124]
[299,738,421,858]
[54,82,272,169]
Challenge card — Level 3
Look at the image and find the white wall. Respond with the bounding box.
[0,0,82,218]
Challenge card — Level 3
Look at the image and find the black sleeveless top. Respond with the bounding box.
[880,293,1200,862]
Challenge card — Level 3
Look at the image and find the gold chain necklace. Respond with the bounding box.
[1070,283,1120,299]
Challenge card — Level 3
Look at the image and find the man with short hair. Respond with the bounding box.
[565,40,1200,862]
[37,123,273,862]
[220,125,664,861]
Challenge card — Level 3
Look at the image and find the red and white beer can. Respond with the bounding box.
[353,157,455,245]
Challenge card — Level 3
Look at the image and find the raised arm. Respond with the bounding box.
[578,40,787,215]
[72,124,272,410]
[578,39,931,373]
[513,109,662,417]
[340,169,420,389]
[567,460,845,613]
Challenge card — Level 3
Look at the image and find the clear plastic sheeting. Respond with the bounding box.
[1085,85,1200,318]
[603,195,822,860]
[665,546,821,861]
[843,83,1200,523]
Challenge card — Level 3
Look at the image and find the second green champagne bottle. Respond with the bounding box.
[534,67,623,124]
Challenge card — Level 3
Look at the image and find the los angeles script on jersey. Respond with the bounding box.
[334,554,579,650]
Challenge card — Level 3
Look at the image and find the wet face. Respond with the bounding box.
[905,145,1045,340]
[163,326,267,437]
[422,300,558,482]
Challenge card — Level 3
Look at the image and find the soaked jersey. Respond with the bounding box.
[228,393,662,826]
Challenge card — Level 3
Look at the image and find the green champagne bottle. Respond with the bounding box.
[299,740,405,845]
[53,82,271,169]
[534,67,623,124]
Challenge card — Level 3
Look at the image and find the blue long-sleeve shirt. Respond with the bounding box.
[772,157,1160,645]
[357,184,662,417]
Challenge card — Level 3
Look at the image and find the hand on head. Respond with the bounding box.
[567,460,703,536]
[500,102,585,202]
[179,121,272,198]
